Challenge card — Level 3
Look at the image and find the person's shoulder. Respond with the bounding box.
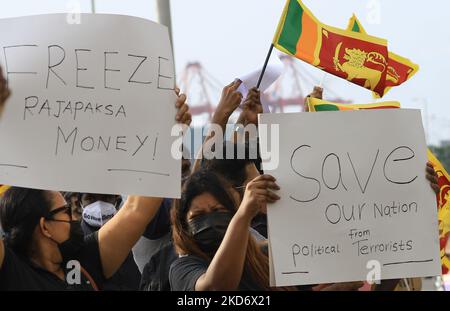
[171,254,206,267]
[1,245,27,269]
[0,245,39,290]
[169,254,208,291]
[169,254,209,278]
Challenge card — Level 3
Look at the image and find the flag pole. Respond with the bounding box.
[256,44,274,89]
[156,0,176,78]
[91,0,96,13]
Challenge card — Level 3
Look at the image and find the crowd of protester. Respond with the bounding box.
[0,66,441,291]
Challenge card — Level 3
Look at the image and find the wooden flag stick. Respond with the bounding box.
[256,44,275,89]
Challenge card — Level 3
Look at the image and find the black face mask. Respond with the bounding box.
[188,211,233,255]
[57,221,85,265]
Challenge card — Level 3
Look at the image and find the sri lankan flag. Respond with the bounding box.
[427,150,450,274]
[273,0,390,97]
[347,14,419,98]
[307,97,400,112]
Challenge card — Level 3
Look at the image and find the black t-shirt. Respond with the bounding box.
[143,198,172,240]
[169,255,265,291]
[0,232,105,290]
[139,236,178,291]
[81,220,141,291]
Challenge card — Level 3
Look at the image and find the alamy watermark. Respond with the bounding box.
[366,259,382,285]
[66,260,81,285]
[171,123,280,170]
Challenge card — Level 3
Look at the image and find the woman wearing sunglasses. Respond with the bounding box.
[0,90,192,290]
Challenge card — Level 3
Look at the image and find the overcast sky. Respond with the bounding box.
[2,0,449,145]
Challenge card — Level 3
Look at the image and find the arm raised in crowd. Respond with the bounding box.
[192,80,243,172]
[98,91,191,279]
[211,79,243,134]
[236,87,262,127]
[233,87,263,143]
[195,175,280,290]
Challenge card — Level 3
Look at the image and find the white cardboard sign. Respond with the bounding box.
[259,109,441,286]
[0,14,181,198]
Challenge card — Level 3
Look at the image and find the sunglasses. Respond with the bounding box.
[44,203,72,222]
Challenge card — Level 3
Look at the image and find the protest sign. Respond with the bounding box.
[0,14,181,198]
[259,109,441,286]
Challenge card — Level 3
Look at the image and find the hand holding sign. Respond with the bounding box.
[426,162,440,194]
[175,91,192,126]
[238,174,280,220]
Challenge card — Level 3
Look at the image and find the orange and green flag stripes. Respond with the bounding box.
[307,97,400,112]
[347,14,419,98]
[347,14,365,34]
[273,0,391,97]
[272,0,320,65]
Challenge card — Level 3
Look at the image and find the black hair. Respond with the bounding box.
[62,192,77,201]
[201,141,262,189]
[0,187,52,258]
[177,169,236,233]
[172,168,276,291]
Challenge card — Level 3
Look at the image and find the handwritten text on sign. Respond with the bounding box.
[0,14,180,197]
[259,110,440,286]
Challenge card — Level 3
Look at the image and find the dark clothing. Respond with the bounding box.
[81,220,141,291]
[138,199,175,291]
[101,253,141,291]
[0,232,104,290]
[169,255,266,291]
[142,199,172,240]
[251,213,268,238]
[141,199,266,291]
[139,235,178,291]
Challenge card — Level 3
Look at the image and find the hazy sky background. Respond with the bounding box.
[1,0,449,145]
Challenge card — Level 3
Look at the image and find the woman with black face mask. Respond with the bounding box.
[0,89,192,291]
[0,186,178,291]
[170,169,288,291]
[0,188,101,290]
